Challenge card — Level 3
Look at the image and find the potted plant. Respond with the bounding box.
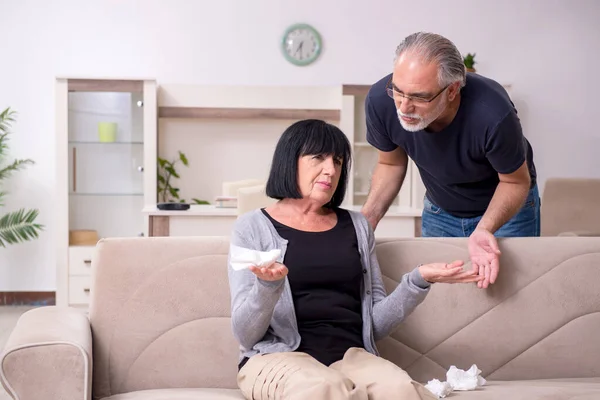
[463,53,477,73]
[0,107,43,247]
[157,151,209,210]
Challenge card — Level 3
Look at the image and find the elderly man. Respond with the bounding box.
[361,32,539,289]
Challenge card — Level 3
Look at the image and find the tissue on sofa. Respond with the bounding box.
[447,364,487,391]
[425,364,486,398]
[229,245,281,271]
[424,379,453,398]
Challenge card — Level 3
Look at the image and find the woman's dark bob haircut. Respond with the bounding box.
[266,119,352,208]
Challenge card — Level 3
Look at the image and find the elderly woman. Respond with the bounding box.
[228,119,481,400]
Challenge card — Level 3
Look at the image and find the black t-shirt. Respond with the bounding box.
[365,72,537,218]
[261,208,364,366]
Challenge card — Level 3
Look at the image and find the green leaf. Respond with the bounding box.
[168,187,180,199]
[0,208,44,248]
[463,52,476,68]
[192,198,210,205]
[157,174,166,184]
[157,157,167,168]
[179,151,189,166]
[0,108,16,137]
[180,199,186,203]
[0,159,34,181]
[0,110,44,247]
[165,166,179,179]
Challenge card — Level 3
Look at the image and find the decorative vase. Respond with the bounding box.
[98,122,117,142]
[466,67,476,73]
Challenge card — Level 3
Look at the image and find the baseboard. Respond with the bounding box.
[0,292,56,306]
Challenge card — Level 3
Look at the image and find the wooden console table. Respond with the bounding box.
[144,205,422,238]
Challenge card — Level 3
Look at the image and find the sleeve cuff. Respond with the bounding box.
[257,276,285,291]
[410,267,431,289]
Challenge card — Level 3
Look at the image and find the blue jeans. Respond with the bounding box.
[421,185,541,237]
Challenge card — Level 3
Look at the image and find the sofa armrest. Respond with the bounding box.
[0,306,92,400]
[558,230,600,237]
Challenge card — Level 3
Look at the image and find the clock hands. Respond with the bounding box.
[295,41,304,59]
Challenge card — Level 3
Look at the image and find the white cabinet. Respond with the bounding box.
[55,78,157,307]
[67,246,94,306]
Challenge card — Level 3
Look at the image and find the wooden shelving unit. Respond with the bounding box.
[158,106,340,121]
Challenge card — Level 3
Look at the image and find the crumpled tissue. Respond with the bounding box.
[424,379,453,398]
[425,364,486,398]
[446,364,487,391]
[229,245,281,271]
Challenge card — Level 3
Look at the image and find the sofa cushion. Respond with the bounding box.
[101,388,244,400]
[99,380,600,400]
[452,378,600,399]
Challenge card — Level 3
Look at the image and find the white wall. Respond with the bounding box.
[0,0,599,290]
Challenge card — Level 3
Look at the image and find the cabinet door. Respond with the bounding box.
[67,83,147,240]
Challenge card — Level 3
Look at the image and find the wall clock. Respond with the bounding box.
[281,23,322,66]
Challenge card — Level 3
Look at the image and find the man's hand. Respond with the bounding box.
[249,262,288,282]
[419,260,484,284]
[468,228,501,289]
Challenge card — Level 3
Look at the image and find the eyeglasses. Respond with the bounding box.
[386,77,449,105]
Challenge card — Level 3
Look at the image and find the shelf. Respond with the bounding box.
[342,85,371,97]
[69,141,143,145]
[158,107,341,121]
[143,204,235,217]
[68,79,143,93]
[69,193,143,197]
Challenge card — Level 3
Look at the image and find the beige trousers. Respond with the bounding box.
[237,347,437,400]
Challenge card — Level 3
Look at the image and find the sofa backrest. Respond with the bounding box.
[88,236,600,398]
[375,237,600,383]
[88,236,237,399]
[541,177,600,236]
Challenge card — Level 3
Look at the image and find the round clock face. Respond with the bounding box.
[282,24,322,66]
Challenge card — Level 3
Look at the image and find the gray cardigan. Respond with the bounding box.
[227,208,431,362]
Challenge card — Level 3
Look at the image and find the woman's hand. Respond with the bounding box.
[419,260,484,284]
[249,262,288,282]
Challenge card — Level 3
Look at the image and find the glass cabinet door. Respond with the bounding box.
[67,89,145,239]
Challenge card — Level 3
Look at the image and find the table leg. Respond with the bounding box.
[149,216,170,237]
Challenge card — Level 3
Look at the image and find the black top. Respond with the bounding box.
[261,207,364,366]
[365,72,537,218]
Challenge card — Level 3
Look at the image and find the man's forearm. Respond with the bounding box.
[477,181,530,233]
[361,162,407,228]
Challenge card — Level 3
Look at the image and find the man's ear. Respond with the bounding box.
[447,82,461,101]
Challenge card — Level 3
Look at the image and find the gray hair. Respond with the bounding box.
[394,32,466,88]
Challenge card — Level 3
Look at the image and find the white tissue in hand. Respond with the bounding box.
[230,245,281,271]
[424,379,453,398]
[446,364,486,391]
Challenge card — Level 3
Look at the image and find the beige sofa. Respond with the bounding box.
[2,236,600,399]
[541,177,600,236]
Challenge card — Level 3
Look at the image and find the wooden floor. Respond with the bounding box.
[0,306,35,400]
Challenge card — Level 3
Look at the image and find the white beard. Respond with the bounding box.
[397,93,448,132]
